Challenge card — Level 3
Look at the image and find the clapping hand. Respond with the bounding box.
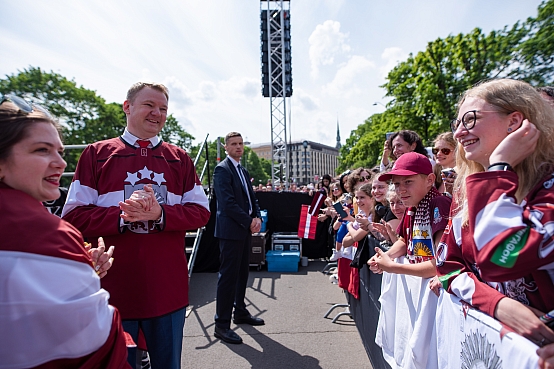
[119,184,162,223]
[85,237,114,278]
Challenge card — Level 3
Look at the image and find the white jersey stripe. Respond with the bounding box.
[449,272,476,306]
[474,194,525,251]
[182,184,210,211]
[61,180,98,217]
[0,251,113,369]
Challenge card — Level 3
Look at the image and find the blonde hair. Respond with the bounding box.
[433,132,456,150]
[454,79,554,223]
[126,82,169,103]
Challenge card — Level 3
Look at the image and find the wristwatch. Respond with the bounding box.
[487,162,514,172]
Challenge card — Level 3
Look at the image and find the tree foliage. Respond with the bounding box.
[0,67,196,186]
[339,0,554,170]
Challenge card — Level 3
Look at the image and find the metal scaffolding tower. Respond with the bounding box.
[260,0,292,186]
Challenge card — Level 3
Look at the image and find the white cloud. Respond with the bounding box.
[380,47,409,78]
[308,20,351,79]
[322,55,375,97]
[294,89,319,111]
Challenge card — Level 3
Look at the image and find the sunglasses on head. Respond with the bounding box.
[0,94,53,119]
[432,147,452,156]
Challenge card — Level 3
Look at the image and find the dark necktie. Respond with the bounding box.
[237,164,252,214]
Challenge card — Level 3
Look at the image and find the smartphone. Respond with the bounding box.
[333,202,348,219]
[385,132,395,140]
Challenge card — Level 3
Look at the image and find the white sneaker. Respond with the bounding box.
[329,249,342,261]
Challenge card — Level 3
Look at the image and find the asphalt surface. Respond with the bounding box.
[181,260,373,369]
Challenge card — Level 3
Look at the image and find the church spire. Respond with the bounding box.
[336,118,341,149]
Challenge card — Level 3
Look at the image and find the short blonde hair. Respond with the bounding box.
[126,82,169,103]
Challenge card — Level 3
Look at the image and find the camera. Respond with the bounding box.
[341,193,352,205]
[441,168,455,177]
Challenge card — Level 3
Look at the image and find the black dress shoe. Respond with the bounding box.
[214,327,243,344]
[233,315,265,326]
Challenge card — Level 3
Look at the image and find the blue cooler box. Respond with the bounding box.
[266,251,300,272]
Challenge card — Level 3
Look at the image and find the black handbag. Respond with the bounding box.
[350,235,379,269]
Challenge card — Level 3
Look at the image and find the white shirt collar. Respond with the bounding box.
[228,156,240,168]
[122,128,161,147]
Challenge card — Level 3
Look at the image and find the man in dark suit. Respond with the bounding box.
[213,132,264,344]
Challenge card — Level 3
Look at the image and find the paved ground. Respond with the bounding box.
[182,260,372,369]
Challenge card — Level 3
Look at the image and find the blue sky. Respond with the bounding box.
[0,0,543,147]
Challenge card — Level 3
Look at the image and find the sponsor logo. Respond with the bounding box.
[435,242,448,267]
[123,165,167,234]
[490,228,529,268]
[433,206,442,224]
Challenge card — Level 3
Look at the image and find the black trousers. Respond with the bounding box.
[214,236,252,329]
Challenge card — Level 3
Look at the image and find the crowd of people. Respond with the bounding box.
[312,80,554,368]
[2,78,554,368]
[252,173,333,195]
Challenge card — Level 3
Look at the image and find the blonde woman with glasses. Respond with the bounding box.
[435,79,554,354]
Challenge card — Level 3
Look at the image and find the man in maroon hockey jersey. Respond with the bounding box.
[62,82,210,368]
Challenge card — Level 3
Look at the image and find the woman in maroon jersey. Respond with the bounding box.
[0,95,130,368]
[434,79,554,352]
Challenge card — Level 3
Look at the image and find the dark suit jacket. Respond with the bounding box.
[214,157,261,241]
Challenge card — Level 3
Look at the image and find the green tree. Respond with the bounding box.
[160,115,194,151]
[383,27,524,141]
[259,158,272,181]
[244,149,269,186]
[516,0,554,85]
[0,66,195,186]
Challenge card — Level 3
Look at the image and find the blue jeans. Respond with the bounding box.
[122,307,186,369]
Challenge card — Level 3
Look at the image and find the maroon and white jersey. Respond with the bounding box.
[1,183,129,368]
[62,134,210,319]
[437,171,554,317]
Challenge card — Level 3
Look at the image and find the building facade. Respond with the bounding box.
[250,140,340,185]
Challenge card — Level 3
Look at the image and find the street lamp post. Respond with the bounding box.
[302,140,308,185]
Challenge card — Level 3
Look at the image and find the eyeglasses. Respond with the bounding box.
[432,147,452,156]
[0,94,53,118]
[359,175,371,181]
[450,110,511,133]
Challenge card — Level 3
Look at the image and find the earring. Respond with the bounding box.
[507,127,513,133]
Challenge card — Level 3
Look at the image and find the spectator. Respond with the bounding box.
[435,78,554,347]
[62,82,210,368]
[0,95,129,368]
[318,174,332,197]
[368,152,451,278]
[431,132,457,195]
[371,173,396,224]
[381,130,429,171]
[372,188,406,247]
[343,182,376,247]
[338,170,351,194]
